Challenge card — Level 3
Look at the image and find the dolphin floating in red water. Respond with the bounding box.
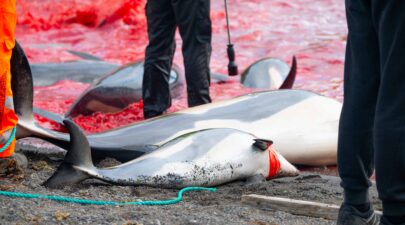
[24,40,296,117]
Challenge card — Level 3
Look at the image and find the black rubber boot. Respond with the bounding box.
[337,203,379,225]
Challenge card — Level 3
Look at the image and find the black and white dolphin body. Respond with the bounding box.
[44,120,299,188]
[64,60,184,117]
[16,89,341,166]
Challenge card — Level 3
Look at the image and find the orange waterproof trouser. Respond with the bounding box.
[0,0,18,158]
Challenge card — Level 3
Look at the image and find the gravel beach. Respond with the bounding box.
[0,139,381,225]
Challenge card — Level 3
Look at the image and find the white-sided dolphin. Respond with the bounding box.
[17,90,341,166]
[31,60,119,86]
[65,61,184,117]
[30,56,185,117]
[241,57,297,89]
[44,120,299,188]
[79,90,341,166]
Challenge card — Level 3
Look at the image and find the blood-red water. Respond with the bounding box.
[16,0,347,133]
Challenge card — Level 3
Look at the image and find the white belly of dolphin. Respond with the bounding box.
[95,130,274,187]
[148,95,341,166]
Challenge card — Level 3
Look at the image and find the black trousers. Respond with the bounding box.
[142,0,212,118]
[338,0,405,216]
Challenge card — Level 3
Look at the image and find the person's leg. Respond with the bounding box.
[338,0,380,208]
[143,0,177,119]
[372,0,405,222]
[0,0,18,158]
[172,0,212,107]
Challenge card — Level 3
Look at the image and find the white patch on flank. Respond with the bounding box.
[268,66,283,88]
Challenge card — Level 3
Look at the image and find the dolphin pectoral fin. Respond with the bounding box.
[45,119,95,188]
[279,56,297,89]
[253,139,274,151]
[33,107,65,125]
[44,162,90,189]
[91,147,154,163]
[66,50,103,61]
[98,145,159,162]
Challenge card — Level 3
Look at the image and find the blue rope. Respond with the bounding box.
[0,187,216,206]
[0,127,16,153]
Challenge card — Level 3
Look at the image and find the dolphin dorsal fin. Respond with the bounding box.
[279,56,297,89]
[63,119,94,168]
[66,50,103,61]
[253,139,273,151]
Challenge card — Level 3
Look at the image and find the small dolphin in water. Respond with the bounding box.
[64,56,295,117]
[27,49,184,117]
[44,120,298,188]
[31,60,119,86]
[241,57,297,90]
[65,61,184,117]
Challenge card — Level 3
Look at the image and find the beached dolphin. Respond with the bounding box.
[44,120,299,188]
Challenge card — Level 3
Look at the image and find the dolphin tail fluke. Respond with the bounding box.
[43,162,90,189]
[44,119,95,188]
[279,56,297,89]
[11,41,37,140]
[11,41,34,126]
[11,42,70,144]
